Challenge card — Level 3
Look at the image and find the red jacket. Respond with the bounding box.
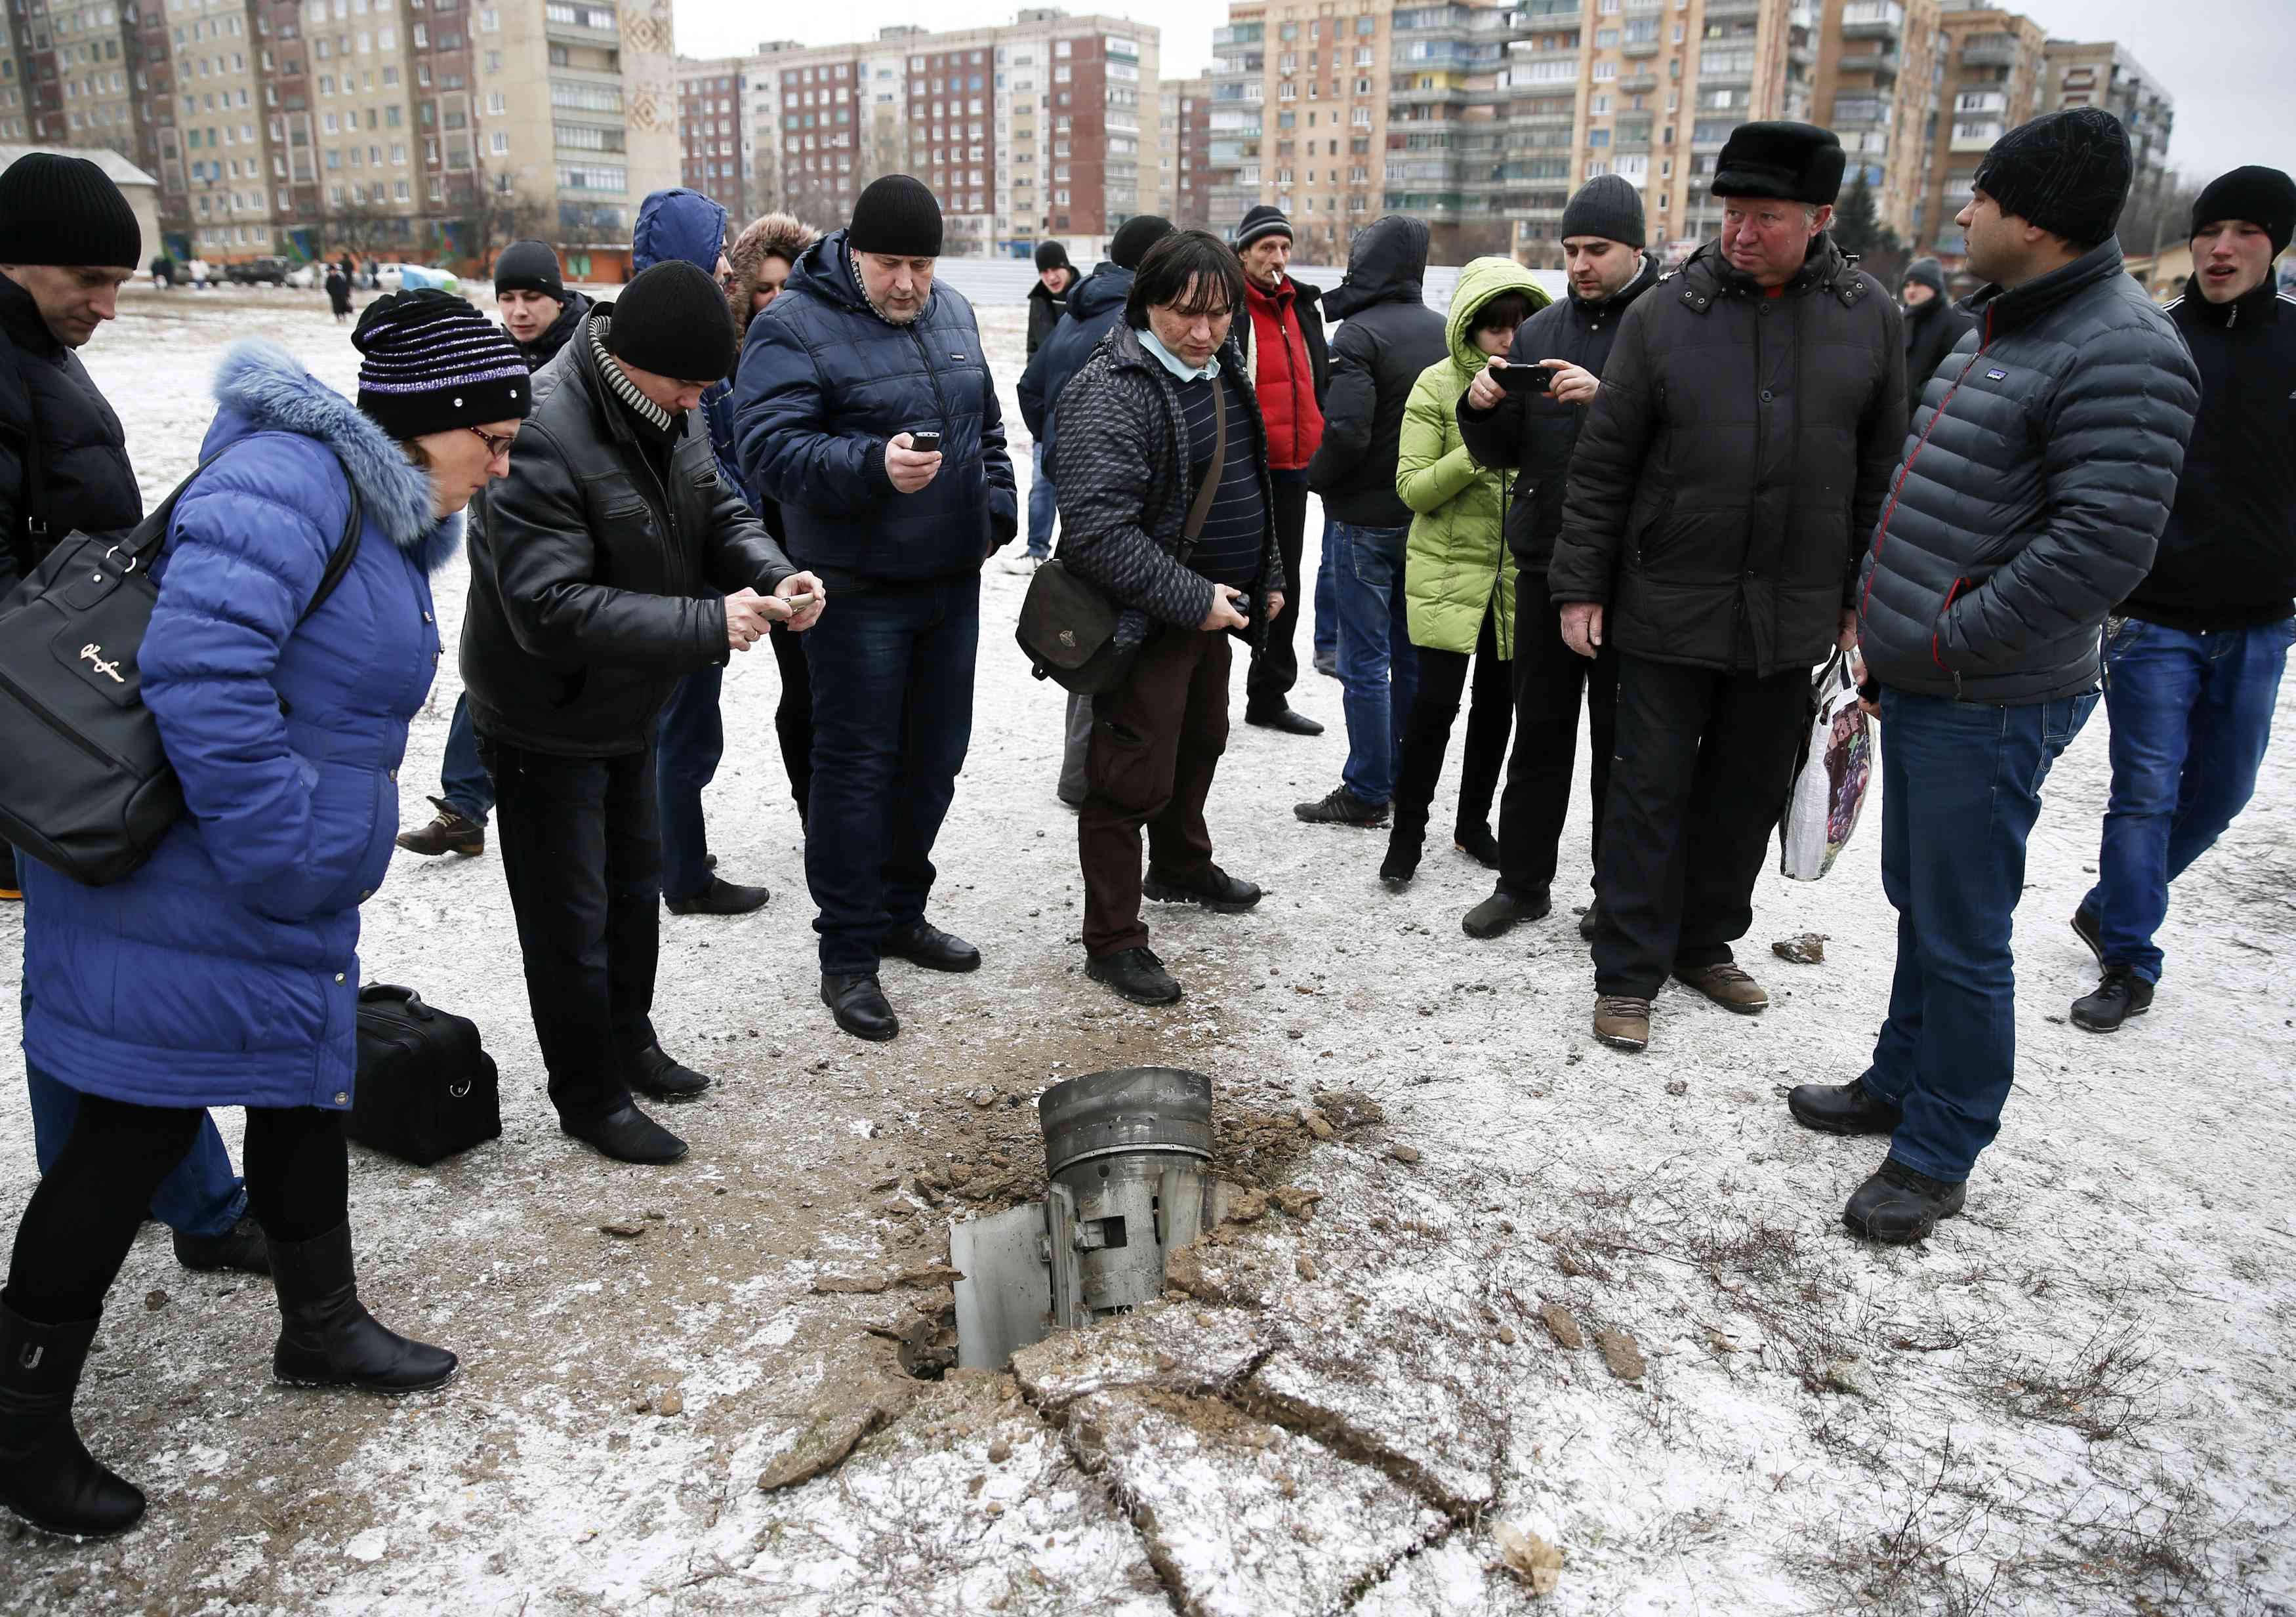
[1245,276,1325,470]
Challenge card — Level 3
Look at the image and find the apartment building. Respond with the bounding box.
[678,52,745,211]
[1915,3,2045,264]
[1813,0,1941,243]
[2041,38,2171,188]
[1158,73,1210,230]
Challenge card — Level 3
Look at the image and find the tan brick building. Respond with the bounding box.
[1914,3,2046,267]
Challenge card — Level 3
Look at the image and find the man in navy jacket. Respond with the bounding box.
[735,175,1017,1042]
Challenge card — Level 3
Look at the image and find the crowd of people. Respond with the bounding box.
[0,100,2289,1539]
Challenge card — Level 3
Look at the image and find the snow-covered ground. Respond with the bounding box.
[2,279,2292,1615]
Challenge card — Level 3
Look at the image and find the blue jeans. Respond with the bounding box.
[440,691,496,826]
[1313,515,1338,664]
[1862,686,2099,1183]
[2081,617,2293,983]
[657,663,726,902]
[802,577,979,974]
[1026,441,1057,558]
[1331,522,1418,808]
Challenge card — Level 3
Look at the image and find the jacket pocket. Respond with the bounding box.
[1931,575,1970,671]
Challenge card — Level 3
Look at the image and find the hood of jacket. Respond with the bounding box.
[208,339,461,571]
[1066,262,1134,322]
[1444,255,1549,377]
[1321,215,1431,323]
[632,187,730,276]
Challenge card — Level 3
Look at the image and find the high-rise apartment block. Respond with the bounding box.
[2040,38,2171,189]
[1158,72,1210,230]
[1914,3,2045,264]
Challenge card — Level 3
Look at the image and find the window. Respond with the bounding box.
[480,7,497,28]
[489,130,506,154]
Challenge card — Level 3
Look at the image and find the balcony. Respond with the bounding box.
[1840,47,1900,77]
[1518,0,1582,19]
[1959,41,2019,68]
[1702,0,1763,15]
[1388,83,1475,106]
[1621,39,1660,59]
[1212,24,1262,49]
[1618,70,1657,92]
[1841,1,1904,39]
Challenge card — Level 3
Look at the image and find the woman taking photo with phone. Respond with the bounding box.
[2,291,525,1538]
[1381,257,1550,888]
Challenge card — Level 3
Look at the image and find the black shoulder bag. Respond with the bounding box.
[0,449,363,886]
[349,985,503,1166]
[1016,377,1227,695]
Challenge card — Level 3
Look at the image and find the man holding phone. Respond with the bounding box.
[735,174,1017,1043]
[1456,174,1662,943]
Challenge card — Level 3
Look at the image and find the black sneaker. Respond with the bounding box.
[1787,1076,1903,1136]
[395,798,483,857]
[665,876,770,916]
[1143,865,1261,912]
[2071,965,2154,1033]
[1843,1158,1966,1244]
[1086,946,1182,1006]
[1462,886,1549,939]
[2070,903,2104,964]
[173,1214,271,1275]
[1294,787,1387,827]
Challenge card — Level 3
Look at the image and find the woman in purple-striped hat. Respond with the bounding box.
[1,289,527,1541]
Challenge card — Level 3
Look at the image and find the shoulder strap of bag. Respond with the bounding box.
[1178,375,1227,557]
[132,450,362,621]
[297,476,363,626]
[3,340,50,557]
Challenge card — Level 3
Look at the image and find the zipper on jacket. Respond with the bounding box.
[1933,575,1969,672]
[907,323,956,445]
[1859,317,1994,626]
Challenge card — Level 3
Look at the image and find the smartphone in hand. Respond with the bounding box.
[907,430,944,453]
[1494,364,1551,397]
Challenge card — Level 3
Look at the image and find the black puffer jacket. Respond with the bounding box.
[1902,296,1977,418]
[1305,216,1446,528]
[461,304,797,758]
[2121,278,2296,632]
[1050,322,1284,653]
[1550,235,1906,676]
[0,275,142,593]
[1458,251,1660,571]
[1859,240,2202,703]
[1017,262,1132,454]
[515,289,592,373]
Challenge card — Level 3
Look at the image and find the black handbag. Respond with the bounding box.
[1017,377,1227,695]
[348,985,502,1168]
[0,447,361,886]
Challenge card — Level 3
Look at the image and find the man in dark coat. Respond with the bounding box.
[1015,241,1080,570]
[2066,166,2296,1031]
[1548,121,1906,1056]
[1016,215,1178,806]
[1232,203,1330,736]
[1296,215,1446,826]
[1052,232,1285,1007]
[735,175,1017,1044]
[463,261,824,1164]
[1795,110,2200,1243]
[0,151,270,1275]
[1898,256,1975,416]
[1457,174,1662,939]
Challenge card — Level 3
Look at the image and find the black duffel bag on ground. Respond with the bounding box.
[0,448,360,886]
[349,985,502,1167]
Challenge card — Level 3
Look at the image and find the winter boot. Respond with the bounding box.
[268,1223,457,1394]
[173,1214,271,1275]
[2071,965,2154,1033]
[1143,865,1263,913]
[1843,1160,1966,1244]
[1452,823,1500,869]
[1382,810,1427,891]
[394,798,483,857]
[0,1302,146,1538]
[1462,886,1549,939]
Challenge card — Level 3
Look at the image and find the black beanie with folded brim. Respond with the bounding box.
[1233,205,1293,252]
[849,174,944,258]
[607,259,736,382]
[1111,215,1175,270]
[493,238,566,301]
[2190,165,2296,259]
[0,152,141,268]
[1974,108,2132,249]
[1710,121,1846,207]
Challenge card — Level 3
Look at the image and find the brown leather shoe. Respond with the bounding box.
[1674,962,1768,1014]
[1592,994,1650,1052]
[394,798,483,857]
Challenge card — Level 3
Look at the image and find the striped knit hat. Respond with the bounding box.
[351,289,531,440]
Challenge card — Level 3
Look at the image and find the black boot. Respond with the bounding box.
[627,1044,711,1101]
[173,1214,271,1275]
[0,1303,146,1538]
[1381,812,1426,891]
[2071,965,2154,1033]
[1452,823,1500,869]
[1143,865,1263,912]
[268,1224,458,1394]
[1462,885,1549,939]
[1843,1159,1967,1244]
[822,973,899,1041]
[1086,946,1181,1006]
[665,876,770,916]
[1787,1076,1903,1136]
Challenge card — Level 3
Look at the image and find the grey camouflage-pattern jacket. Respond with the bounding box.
[1050,322,1286,655]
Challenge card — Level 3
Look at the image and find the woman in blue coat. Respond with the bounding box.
[0,291,528,1540]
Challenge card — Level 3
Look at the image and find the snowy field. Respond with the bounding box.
[2,279,2293,1615]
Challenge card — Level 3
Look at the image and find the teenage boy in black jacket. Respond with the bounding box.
[2068,165,2296,1033]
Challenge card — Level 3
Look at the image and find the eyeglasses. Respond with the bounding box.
[467,425,518,460]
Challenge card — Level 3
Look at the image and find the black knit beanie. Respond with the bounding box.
[1033,239,1071,272]
[607,259,737,382]
[1902,256,1947,297]
[1973,108,2132,249]
[1560,174,1646,249]
[849,174,944,257]
[353,290,531,440]
[493,238,566,301]
[0,152,142,268]
[1110,215,1175,270]
[1233,204,1292,252]
[2190,165,2296,259]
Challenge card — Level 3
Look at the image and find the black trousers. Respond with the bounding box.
[1245,470,1310,713]
[1497,567,1618,903]
[1591,654,1808,999]
[770,621,813,830]
[1391,604,1512,842]
[5,1098,344,1323]
[481,737,661,1126]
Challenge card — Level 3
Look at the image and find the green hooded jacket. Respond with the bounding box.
[1395,255,1551,657]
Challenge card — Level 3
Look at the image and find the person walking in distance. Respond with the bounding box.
[2066,166,2296,1033]
[1296,216,1449,830]
[1053,232,1284,1007]
[735,176,1017,1043]
[1548,123,1906,1055]
[1794,109,2199,1242]
[396,239,592,862]
[723,210,824,830]
[1231,204,1328,737]
[1898,257,1975,419]
[1009,239,1080,575]
[462,262,825,1165]
[0,152,272,1277]
[1382,255,1552,886]
[1454,175,1661,941]
[1017,216,1179,809]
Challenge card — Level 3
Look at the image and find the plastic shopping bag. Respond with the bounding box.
[1778,649,1873,881]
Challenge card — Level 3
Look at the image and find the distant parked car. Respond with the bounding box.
[226,256,293,287]
[286,262,321,290]
[373,262,461,295]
